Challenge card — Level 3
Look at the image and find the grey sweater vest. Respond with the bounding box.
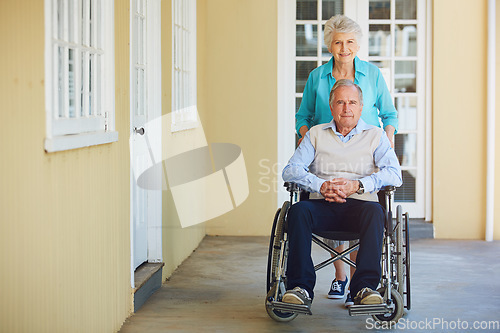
[308,123,382,202]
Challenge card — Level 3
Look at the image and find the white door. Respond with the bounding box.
[349,0,427,218]
[130,0,162,271]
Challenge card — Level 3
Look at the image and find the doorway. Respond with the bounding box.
[130,0,162,285]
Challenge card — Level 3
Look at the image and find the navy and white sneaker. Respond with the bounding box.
[327,277,348,299]
[344,292,354,307]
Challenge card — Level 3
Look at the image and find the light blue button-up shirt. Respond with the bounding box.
[296,56,398,137]
[283,119,402,194]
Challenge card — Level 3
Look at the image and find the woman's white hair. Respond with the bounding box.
[324,15,363,51]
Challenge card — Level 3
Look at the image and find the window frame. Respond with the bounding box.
[44,0,117,153]
[171,0,198,132]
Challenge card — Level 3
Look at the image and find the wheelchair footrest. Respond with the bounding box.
[348,304,391,316]
[270,301,312,315]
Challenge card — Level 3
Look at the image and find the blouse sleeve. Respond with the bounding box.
[375,69,399,132]
[295,73,317,137]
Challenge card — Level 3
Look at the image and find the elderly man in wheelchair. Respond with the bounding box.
[266,79,410,323]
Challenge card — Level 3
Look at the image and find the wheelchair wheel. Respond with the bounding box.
[265,201,297,322]
[372,287,404,323]
[403,212,411,310]
[266,201,290,292]
[265,284,298,322]
[395,205,404,298]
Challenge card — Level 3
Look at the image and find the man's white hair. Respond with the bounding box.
[329,79,364,106]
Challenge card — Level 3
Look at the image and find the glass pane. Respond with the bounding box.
[395,170,416,202]
[297,0,317,20]
[57,0,64,39]
[297,24,318,57]
[89,54,93,116]
[396,0,416,19]
[296,97,302,114]
[138,0,144,15]
[321,26,330,57]
[395,61,416,93]
[395,24,417,56]
[395,133,417,167]
[369,24,391,57]
[296,61,317,93]
[81,52,86,116]
[322,0,344,20]
[370,60,391,69]
[68,0,75,43]
[395,96,417,131]
[95,55,101,116]
[82,0,89,45]
[369,0,390,19]
[94,0,101,48]
[68,49,75,117]
[139,69,144,115]
[58,47,64,117]
[89,0,93,47]
[138,18,144,64]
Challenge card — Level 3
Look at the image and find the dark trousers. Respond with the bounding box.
[286,198,385,299]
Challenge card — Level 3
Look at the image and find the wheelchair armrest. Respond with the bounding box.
[284,182,300,193]
[382,185,396,192]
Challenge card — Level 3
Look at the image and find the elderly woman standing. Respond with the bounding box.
[295,15,398,306]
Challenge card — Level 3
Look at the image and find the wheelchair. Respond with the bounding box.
[265,182,411,323]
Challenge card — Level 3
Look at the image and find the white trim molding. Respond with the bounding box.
[277,0,296,206]
[485,0,496,241]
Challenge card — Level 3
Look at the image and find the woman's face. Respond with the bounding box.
[329,32,360,65]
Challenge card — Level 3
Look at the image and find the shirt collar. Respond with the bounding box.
[322,118,371,136]
[321,56,368,79]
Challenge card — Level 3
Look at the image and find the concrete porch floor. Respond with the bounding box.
[120,236,500,333]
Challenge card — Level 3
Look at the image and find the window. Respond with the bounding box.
[171,0,197,132]
[44,0,117,152]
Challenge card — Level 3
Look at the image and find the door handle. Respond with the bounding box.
[134,127,145,135]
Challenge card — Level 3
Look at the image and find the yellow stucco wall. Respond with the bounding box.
[0,1,131,332]
[202,0,279,236]
[433,0,500,239]
[161,0,206,279]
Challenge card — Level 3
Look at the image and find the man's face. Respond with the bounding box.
[330,85,363,130]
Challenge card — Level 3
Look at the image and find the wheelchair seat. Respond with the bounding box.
[314,231,360,241]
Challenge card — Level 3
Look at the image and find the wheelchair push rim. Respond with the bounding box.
[266,201,290,293]
[404,212,411,310]
[266,206,281,292]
